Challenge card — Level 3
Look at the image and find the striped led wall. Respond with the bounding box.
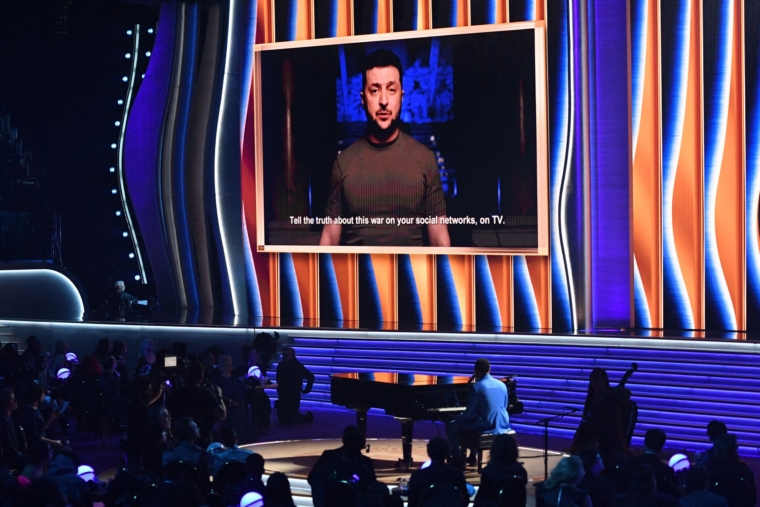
[122,0,760,333]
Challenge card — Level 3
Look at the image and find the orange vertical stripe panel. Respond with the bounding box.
[377,0,392,33]
[714,0,745,329]
[336,0,352,36]
[535,0,544,22]
[295,0,313,40]
[417,0,431,30]
[369,254,397,328]
[332,254,358,325]
[671,0,703,328]
[633,0,662,328]
[256,0,273,43]
[458,0,470,26]
[526,256,550,329]
[497,0,508,24]
[409,254,436,327]
[291,253,319,322]
[448,256,475,328]
[487,256,513,328]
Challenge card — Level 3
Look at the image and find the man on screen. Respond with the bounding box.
[319,49,451,247]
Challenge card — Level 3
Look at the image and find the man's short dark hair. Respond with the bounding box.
[187,361,205,384]
[362,49,403,90]
[173,416,196,442]
[246,452,265,477]
[221,427,238,448]
[644,429,666,453]
[426,437,450,462]
[707,420,728,441]
[475,358,490,376]
[342,425,365,451]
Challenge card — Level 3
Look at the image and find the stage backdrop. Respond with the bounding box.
[123,0,759,334]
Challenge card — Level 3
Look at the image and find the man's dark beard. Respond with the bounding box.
[367,117,399,143]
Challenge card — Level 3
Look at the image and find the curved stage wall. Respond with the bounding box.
[3,319,759,458]
[119,0,760,333]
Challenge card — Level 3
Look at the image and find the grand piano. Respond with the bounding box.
[331,371,523,467]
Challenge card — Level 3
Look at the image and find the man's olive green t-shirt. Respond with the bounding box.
[324,131,447,246]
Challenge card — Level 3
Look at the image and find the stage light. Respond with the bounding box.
[421,459,431,469]
[129,253,135,259]
[247,366,262,379]
[125,53,131,59]
[240,492,264,507]
[111,189,118,194]
[123,232,129,237]
[65,352,78,362]
[111,143,117,149]
[134,275,141,281]
[148,28,154,34]
[77,465,95,482]
[668,453,690,472]
[122,76,128,82]
[115,121,121,127]
[116,211,122,217]
[56,368,71,380]
[141,74,145,79]
[145,51,151,57]
[126,30,133,36]
[109,167,115,173]
[118,99,124,105]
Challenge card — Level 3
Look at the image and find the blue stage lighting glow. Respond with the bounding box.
[65,352,77,362]
[125,53,131,59]
[122,232,129,237]
[109,167,115,173]
[240,492,264,507]
[126,30,133,36]
[148,28,154,34]
[115,121,121,127]
[77,465,95,482]
[145,51,151,57]
[118,99,124,105]
[141,74,145,79]
[122,76,128,82]
[116,211,122,216]
[56,368,71,380]
[135,275,141,281]
[129,253,135,259]
[111,143,117,149]
[111,189,118,194]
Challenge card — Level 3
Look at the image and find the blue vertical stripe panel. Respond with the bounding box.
[274,0,298,42]
[359,254,383,324]
[746,1,760,331]
[432,0,457,28]
[475,255,502,329]
[703,0,737,331]
[590,0,632,328]
[397,255,423,328]
[315,0,339,38]
[241,0,258,134]
[660,0,695,329]
[546,0,574,330]
[634,259,652,328]
[279,253,303,320]
[513,256,540,330]
[173,4,200,309]
[354,0,379,35]
[319,254,344,323]
[470,0,496,25]
[124,4,179,311]
[436,255,462,329]
[242,217,263,318]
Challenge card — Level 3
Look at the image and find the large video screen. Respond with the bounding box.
[254,24,548,254]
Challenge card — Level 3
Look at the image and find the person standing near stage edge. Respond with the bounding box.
[319,49,451,247]
[276,347,315,424]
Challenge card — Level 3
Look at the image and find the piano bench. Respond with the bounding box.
[459,430,516,474]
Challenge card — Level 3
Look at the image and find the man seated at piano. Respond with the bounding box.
[446,358,513,466]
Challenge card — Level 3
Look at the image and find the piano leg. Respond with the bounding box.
[355,408,368,440]
[397,418,414,469]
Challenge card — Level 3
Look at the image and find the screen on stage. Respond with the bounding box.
[253,23,548,254]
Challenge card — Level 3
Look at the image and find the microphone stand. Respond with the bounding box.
[537,408,577,480]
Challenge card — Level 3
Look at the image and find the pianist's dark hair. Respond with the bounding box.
[426,437,450,462]
[475,358,490,375]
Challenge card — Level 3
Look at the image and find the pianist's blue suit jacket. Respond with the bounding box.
[457,373,512,434]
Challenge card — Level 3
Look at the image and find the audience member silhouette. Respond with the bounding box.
[47,449,92,507]
[98,356,128,421]
[308,425,376,507]
[266,471,296,507]
[577,447,617,507]
[612,464,678,507]
[163,416,205,467]
[707,434,757,507]
[213,355,256,444]
[474,433,527,507]
[323,481,359,507]
[696,420,728,468]
[617,429,676,496]
[0,389,24,468]
[167,362,226,445]
[679,465,727,507]
[229,452,267,506]
[539,455,591,507]
[408,437,468,507]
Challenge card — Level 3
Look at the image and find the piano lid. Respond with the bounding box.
[332,372,472,385]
